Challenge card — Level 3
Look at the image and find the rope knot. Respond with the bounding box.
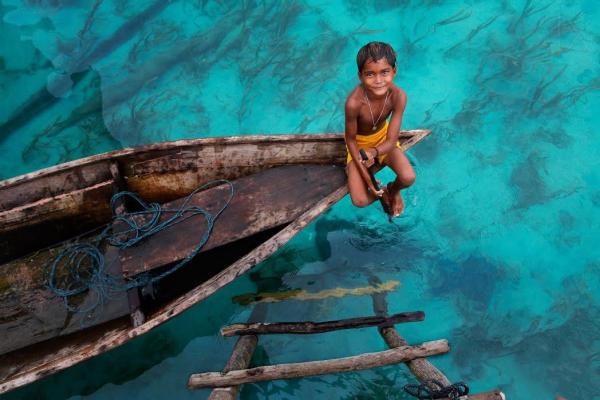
[403,380,469,400]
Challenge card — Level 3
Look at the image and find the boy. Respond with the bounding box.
[345,41,415,217]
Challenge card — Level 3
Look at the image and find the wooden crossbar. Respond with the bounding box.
[220,311,424,337]
[188,340,449,389]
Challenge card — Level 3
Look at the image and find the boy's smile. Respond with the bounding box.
[359,58,396,98]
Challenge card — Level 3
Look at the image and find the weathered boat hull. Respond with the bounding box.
[0,134,349,263]
[0,130,430,394]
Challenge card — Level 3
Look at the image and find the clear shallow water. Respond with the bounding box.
[1,0,599,399]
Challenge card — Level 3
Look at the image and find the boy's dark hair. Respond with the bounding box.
[356,42,396,72]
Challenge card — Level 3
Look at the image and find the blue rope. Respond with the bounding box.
[46,180,234,315]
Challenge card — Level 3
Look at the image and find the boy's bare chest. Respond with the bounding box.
[357,100,393,134]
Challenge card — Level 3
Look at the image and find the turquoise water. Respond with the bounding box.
[1,0,599,399]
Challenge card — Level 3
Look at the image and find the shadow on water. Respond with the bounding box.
[247,215,364,294]
[513,127,573,150]
[314,217,355,260]
[509,151,549,209]
[428,255,503,312]
[239,359,303,399]
[248,237,327,294]
[409,121,450,164]
[19,67,121,167]
[434,185,477,246]
[0,0,171,143]
[509,150,582,211]
[338,368,411,400]
[346,215,429,266]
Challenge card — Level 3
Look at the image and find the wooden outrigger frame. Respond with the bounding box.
[190,276,506,400]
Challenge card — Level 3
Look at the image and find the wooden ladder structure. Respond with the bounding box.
[188,282,506,400]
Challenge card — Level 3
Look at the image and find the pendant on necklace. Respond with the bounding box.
[372,125,377,131]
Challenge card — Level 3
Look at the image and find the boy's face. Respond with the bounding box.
[359,58,396,97]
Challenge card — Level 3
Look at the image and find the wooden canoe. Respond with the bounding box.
[0,130,430,394]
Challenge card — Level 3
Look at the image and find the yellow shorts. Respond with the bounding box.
[346,121,401,164]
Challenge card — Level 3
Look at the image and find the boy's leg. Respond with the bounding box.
[383,148,416,216]
[346,161,379,208]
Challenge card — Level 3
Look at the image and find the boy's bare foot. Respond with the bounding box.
[387,182,405,217]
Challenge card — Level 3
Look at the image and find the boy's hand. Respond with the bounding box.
[360,148,377,168]
[369,186,384,197]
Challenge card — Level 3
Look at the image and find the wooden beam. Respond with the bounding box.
[0,180,114,263]
[220,311,424,337]
[207,335,259,400]
[188,340,449,389]
[369,278,453,387]
[381,325,453,384]
[208,303,267,399]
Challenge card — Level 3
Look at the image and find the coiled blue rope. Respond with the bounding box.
[404,380,469,399]
[46,180,234,315]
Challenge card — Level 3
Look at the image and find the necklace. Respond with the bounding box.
[364,87,389,131]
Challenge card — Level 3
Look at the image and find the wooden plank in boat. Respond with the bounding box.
[0,161,113,211]
[0,181,114,231]
[0,181,115,263]
[120,164,346,278]
[122,139,346,203]
[0,245,129,356]
[123,139,344,177]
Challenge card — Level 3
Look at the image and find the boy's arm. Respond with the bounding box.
[345,99,384,197]
[376,88,407,155]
